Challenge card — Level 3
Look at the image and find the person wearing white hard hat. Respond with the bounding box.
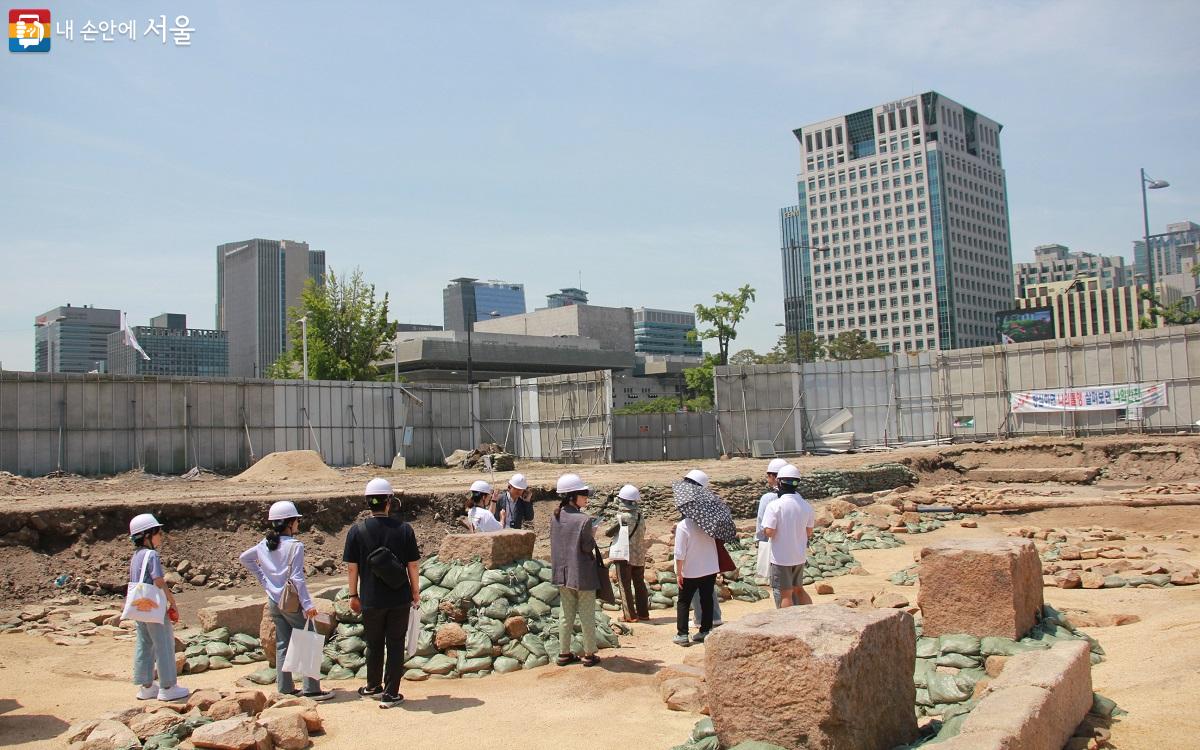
[549,473,602,667]
[762,464,816,608]
[603,484,650,623]
[343,478,421,708]
[684,469,709,487]
[754,458,790,602]
[496,473,534,529]
[127,513,189,702]
[462,480,502,532]
[239,501,333,701]
[680,469,724,633]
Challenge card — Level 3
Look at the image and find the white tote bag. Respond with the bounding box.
[404,605,421,659]
[122,552,168,624]
[282,618,325,679]
[755,539,772,580]
[609,522,631,562]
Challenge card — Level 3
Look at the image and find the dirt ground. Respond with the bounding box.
[3,506,1199,749]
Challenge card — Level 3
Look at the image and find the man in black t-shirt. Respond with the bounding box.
[343,478,421,709]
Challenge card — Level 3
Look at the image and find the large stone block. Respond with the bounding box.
[438,529,536,568]
[198,596,266,636]
[918,539,1043,639]
[706,604,917,750]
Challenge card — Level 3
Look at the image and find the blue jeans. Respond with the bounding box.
[270,600,321,695]
[133,616,178,688]
[690,588,722,626]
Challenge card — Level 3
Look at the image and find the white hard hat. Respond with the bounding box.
[684,469,709,487]
[129,513,161,536]
[777,464,802,481]
[508,473,528,490]
[767,458,789,474]
[617,484,641,503]
[470,480,493,494]
[268,501,301,521]
[364,477,393,497]
[556,473,589,494]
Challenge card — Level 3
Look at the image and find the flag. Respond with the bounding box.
[123,314,150,361]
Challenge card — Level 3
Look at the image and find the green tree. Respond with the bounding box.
[683,354,717,405]
[763,331,826,363]
[268,269,398,381]
[729,348,765,366]
[1138,289,1200,326]
[614,395,712,415]
[694,284,756,366]
[825,329,886,361]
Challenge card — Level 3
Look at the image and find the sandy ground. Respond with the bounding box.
[4,506,1199,749]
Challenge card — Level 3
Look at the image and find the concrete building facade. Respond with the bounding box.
[474,304,635,354]
[781,91,1013,353]
[34,304,120,373]
[215,239,325,377]
[107,313,229,377]
[442,278,526,332]
[384,330,633,383]
[1013,278,1179,339]
[1013,244,1128,297]
[632,308,702,359]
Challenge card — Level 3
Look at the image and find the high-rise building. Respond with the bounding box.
[1134,221,1200,282]
[216,239,326,377]
[632,308,702,358]
[34,304,120,373]
[1008,277,1176,341]
[547,288,589,308]
[1013,245,1128,297]
[442,278,526,331]
[781,91,1013,352]
[107,313,229,377]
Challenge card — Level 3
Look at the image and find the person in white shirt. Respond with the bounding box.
[673,513,720,646]
[761,464,816,608]
[755,458,789,606]
[462,480,502,532]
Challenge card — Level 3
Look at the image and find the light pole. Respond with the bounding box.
[1141,169,1170,295]
[297,315,309,381]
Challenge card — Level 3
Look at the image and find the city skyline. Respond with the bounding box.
[3,1,1198,370]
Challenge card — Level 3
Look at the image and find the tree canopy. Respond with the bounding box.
[825,329,887,361]
[268,269,398,381]
[694,284,756,366]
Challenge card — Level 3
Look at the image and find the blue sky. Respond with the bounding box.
[3,0,1198,370]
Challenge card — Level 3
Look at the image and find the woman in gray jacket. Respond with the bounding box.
[549,473,601,667]
[604,484,650,623]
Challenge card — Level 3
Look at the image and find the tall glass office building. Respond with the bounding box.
[34,305,120,373]
[443,278,526,331]
[107,313,229,377]
[1134,221,1200,282]
[780,91,1013,352]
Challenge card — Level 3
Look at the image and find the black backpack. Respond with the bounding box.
[361,518,408,590]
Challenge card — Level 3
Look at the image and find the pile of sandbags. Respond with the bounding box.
[179,628,266,674]
[796,463,919,499]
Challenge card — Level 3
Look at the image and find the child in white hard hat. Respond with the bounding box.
[239,501,334,701]
[463,480,502,532]
[127,513,189,702]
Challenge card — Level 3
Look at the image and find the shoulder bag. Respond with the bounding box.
[363,518,409,590]
[122,551,168,624]
[278,541,303,614]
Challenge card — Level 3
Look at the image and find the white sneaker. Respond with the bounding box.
[158,685,190,702]
[136,683,159,700]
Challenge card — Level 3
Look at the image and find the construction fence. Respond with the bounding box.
[0,369,718,476]
[714,323,1200,455]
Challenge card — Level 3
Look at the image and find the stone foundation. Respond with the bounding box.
[438,529,536,568]
[918,538,1043,639]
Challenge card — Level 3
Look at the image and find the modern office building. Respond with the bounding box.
[107,313,229,377]
[1134,221,1200,282]
[1009,277,1179,340]
[394,323,443,333]
[216,239,326,377]
[780,91,1014,353]
[547,288,589,308]
[442,278,526,331]
[34,304,120,373]
[1013,245,1128,297]
[632,308,702,359]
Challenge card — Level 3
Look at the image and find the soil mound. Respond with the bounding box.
[230,450,339,484]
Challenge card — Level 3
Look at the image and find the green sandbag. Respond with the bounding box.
[475,617,506,642]
[461,561,486,582]
[493,656,522,674]
[728,743,789,750]
[936,653,981,670]
[474,584,513,606]
[440,565,466,590]
[938,634,981,656]
[336,623,365,638]
[403,655,429,670]
[337,636,367,654]
[422,560,450,585]
[524,653,549,670]
[502,642,531,662]
[691,718,716,741]
[465,631,493,658]
[482,599,511,621]
[915,638,939,659]
[403,668,429,681]
[416,629,436,657]
[980,637,1047,656]
[522,560,543,575]
[482,569,510,585]
[458,654,492,673]
[926,672,973,704]
[336,652,366,670]
[423,653,456,675]
[530,581,560,605]
[522,633,547,657]
[447,580,485,601]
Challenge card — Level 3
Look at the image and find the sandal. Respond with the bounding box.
[582,654,601,667]
[556,653,578,667]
